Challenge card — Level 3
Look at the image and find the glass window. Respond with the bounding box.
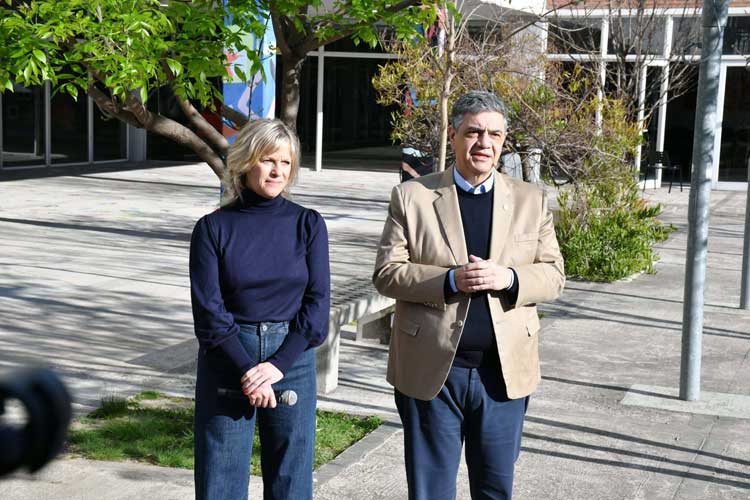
[94,108,127,161]
[723,16,750,55]
[671,16,702,56]
[2,83,45,167]
[603,61,639,100]
[608,16,665,56]
[293,54,395,153]
[548,18,602,54]
[718,67,750,182]
[664,63,699,182]
[51,91,88,164]
[146,86,197,161]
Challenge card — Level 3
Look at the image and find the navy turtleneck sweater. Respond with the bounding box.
[189,188,330,376]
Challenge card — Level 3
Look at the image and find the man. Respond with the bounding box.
[373,91,565,500]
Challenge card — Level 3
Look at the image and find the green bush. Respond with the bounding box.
[555,180,674,282]
[549,94,674,282]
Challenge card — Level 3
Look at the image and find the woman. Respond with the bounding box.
[190,118,330,500]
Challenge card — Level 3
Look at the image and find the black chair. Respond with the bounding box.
[642,149,683,193]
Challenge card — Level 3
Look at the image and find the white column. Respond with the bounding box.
[635,64,648,170]
[0,91,3,169]
[44,81,51,167]
[596,18,609,133]
[127,125,147,162]
[712,64,727,186]
[655,16,675,187]
[315,45,325,172]
[536,21,549,81]
[88,95,94,164]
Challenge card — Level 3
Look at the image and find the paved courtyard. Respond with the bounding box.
[1,162,749,499]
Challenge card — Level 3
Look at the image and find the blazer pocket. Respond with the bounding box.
[397,317,421,337]
[525,313,541,337]
[514,232,539,244]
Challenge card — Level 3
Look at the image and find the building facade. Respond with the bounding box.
[546,0,750,188]
[2,1,749,189]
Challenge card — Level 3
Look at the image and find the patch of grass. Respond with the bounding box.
[69,401,194,468]
[68,392,382,475]
[88,394,131,419]
[135,390,162,401]
[314,412,381,468]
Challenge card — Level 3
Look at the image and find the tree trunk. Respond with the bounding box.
[146,114,226,178]
[89,84,226,180]
[279,54,305,130]
[175,94,230,156]
[437,79,452,172]
[436,8,456,172]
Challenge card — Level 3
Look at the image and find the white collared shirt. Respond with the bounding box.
[453,167,495,194]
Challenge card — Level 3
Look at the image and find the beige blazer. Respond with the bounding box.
[373,167,565,400]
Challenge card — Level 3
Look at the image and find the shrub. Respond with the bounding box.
[555,179,674,282]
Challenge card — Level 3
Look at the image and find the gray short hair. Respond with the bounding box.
[450,91,509,130]
[222,118,300,206]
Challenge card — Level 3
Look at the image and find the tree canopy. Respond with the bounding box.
[0,0,433,177]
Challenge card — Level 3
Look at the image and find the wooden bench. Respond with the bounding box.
[315,276,394,394]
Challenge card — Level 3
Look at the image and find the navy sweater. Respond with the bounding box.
[448,187,519,368]
[453,188,496,367]
[189,188,330,376]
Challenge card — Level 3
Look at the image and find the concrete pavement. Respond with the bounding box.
[1,161,749,499]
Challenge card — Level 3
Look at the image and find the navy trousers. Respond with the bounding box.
[395,364,528,500]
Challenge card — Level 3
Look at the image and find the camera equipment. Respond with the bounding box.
[0,368,72,477]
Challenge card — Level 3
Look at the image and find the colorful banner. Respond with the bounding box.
[223,13,276,143]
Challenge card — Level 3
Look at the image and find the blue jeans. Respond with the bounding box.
[395,363,528,500]
[194,322,317,500]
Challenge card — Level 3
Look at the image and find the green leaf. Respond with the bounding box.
[139,86,147,104]
[66,84,79,100]
[446,2,461,21]
[165,58,182,77]
[33,49,47,64]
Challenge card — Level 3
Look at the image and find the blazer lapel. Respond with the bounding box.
[489,173,513,262]
[433,167,468,265]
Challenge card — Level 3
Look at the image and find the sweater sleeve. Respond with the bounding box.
[506,268,519,306]
[189,215,253,375]
[267,210,331,374]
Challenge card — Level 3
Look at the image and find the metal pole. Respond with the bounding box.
[741,158,750,309]
[680,0,729,401]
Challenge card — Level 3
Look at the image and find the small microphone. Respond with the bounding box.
[217,387,298,406]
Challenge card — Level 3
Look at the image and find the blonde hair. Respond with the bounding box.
[222,118,301,206]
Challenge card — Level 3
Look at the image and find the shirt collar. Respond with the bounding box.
[453,167,495,194]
